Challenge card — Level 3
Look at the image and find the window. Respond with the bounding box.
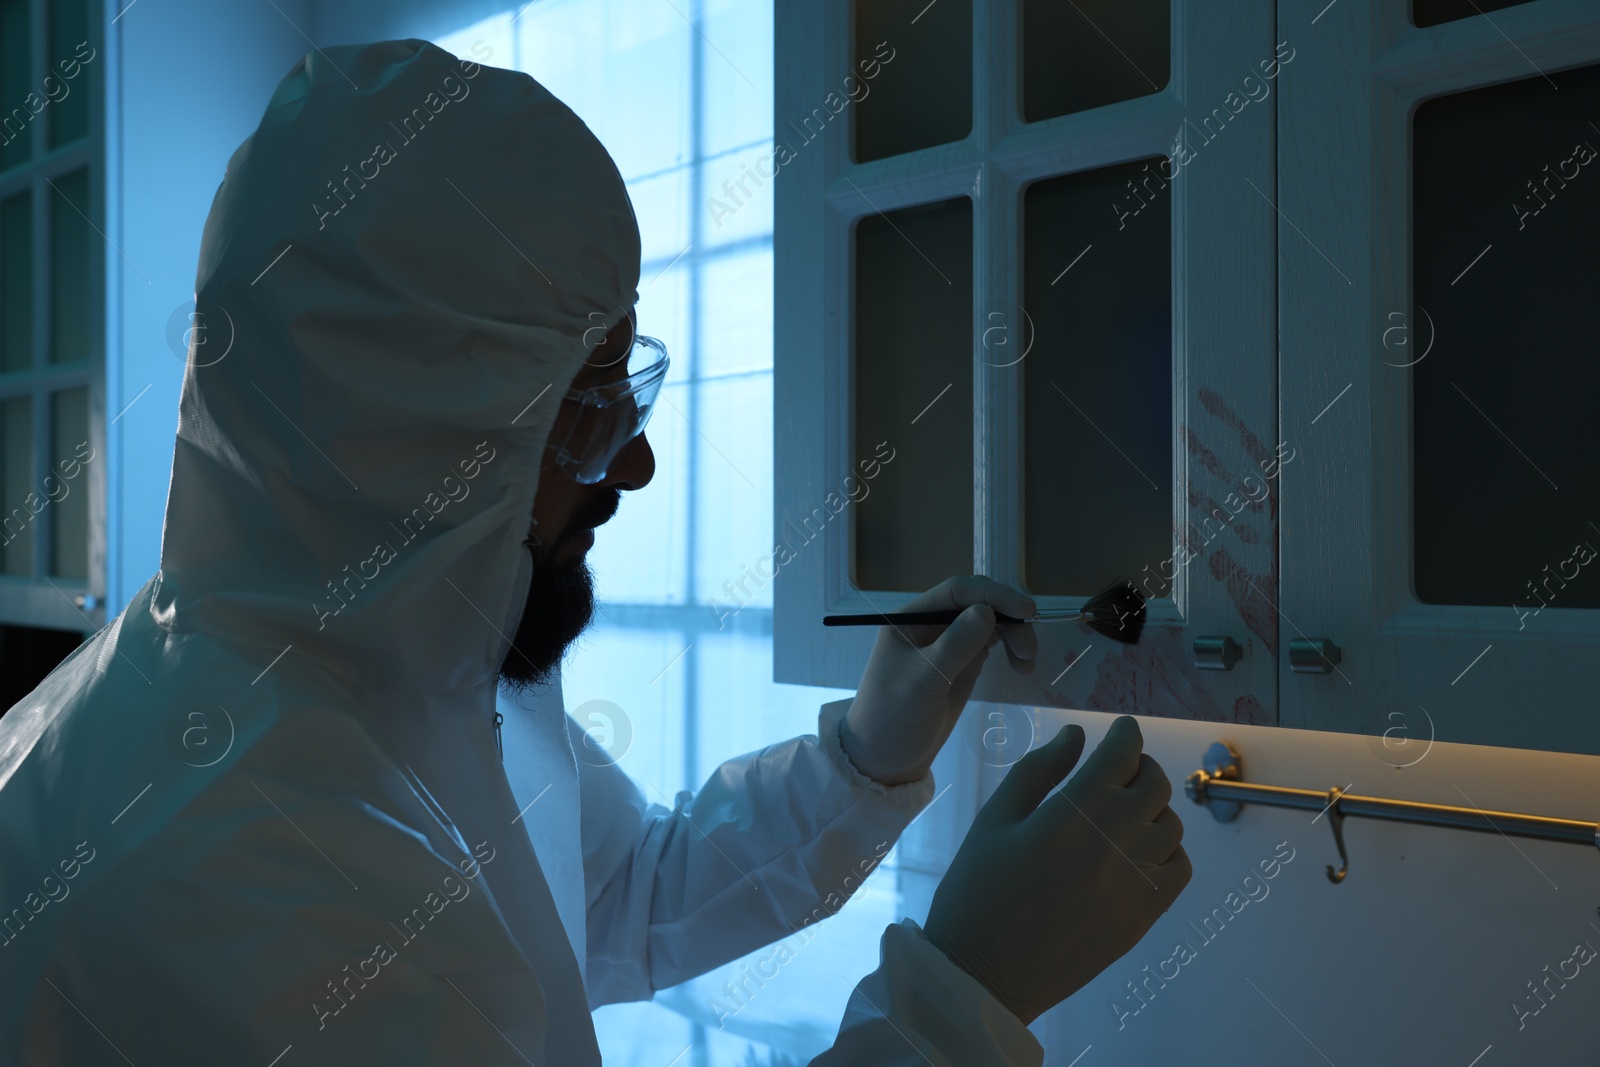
[436,4,904,1060]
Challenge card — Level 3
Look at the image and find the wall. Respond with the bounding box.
[107,0,519,618]
[315,0,517,46]
[1018,705,1600,1065]
[107,0,314,611]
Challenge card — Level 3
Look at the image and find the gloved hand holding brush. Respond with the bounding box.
[839,574,1038,786]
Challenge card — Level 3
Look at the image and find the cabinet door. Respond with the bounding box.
[0,0,103,633]
[1278,0,1600,753]
[775,0,1281,724]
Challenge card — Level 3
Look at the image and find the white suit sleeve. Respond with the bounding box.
[581,698,934,1008]
[810,919,1045,1067]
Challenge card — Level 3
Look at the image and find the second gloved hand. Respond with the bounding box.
[922,716,1193,1025]
[840,575,1038,786]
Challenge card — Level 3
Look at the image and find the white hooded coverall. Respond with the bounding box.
[0,40,1044,1066]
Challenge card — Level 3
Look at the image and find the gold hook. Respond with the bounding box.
[1324,785,1349,884]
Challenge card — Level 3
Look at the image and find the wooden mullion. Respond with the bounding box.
[1379,0,1600,82]
[989,98,1181,181]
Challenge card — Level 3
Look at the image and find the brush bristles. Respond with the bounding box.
[1079,580,1146,645]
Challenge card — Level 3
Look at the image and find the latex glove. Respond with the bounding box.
[840,575,1038,786]
[923,716,1192,1026]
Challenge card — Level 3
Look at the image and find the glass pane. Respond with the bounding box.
[0,0,31,169]
[50,385,86,579]
[586,377,690,604]
[1023,0,1170,123]
[1413,63,1600,608]
[507,2,692,182]
[699,248,772,378]
[1,395,33,575]
[853,197,973,591]
[852,0,972,163]
[692,373,772,604]
[700,0,773,158]
[1023,159,1172,596]
[627,166,690,262]
[47,0,90,147]
[50,168,89,365]
[1413,0,1534,29]
[1,192,30,372]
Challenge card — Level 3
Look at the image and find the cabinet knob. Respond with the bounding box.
[1289,637,1342,674]
[1193,636,1242,671]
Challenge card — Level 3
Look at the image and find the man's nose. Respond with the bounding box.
[603,431,654,491]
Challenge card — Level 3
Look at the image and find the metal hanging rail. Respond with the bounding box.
[1184,741,1600,883]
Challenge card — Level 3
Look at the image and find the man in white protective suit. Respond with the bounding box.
[0,40,1190,1065]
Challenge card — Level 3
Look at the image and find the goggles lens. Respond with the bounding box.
[548,334,669,484]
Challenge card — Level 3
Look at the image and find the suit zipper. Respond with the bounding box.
[493,710,504,761]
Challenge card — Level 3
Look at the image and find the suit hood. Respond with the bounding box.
[151,38,640,693]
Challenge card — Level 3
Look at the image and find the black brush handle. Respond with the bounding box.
[823,609,1031,626]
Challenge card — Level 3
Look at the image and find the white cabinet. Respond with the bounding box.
[0,0,103,634]
[777,0,1279,727]
[774,0,1600,754]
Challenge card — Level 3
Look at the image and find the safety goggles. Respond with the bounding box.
[545,334,669,484]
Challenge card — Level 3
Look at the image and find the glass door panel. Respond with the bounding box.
[47,0,90,148]
[1022,0,1170,122]
[1412,0,1535,29]
[1022,158,1172,595]
[852,0,972,162]
[2,395,33,575]
[1,192,30,373]
[1412,63,1600,609]
[50,168,90,365]
[0,0,31,169]
[50,385,87,579]
[853,197,974,591]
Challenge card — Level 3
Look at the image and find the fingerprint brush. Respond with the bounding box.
[822,580,1146,645]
